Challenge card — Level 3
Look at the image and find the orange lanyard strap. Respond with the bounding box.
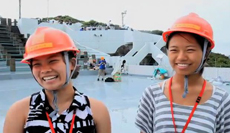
[46,110,76,133]
[169,77,206,133]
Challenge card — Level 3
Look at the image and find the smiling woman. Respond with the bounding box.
[135,13,230,133]
[3,27,111,133]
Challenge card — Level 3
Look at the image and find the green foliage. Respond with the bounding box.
[40,16,120,28]
[41,15,83,23]
[207,52,230,67]
[82,20,107,27]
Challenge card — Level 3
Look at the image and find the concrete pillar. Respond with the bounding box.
[13,19,17,26]
[6,55,11,66]
[83,52,88,69]
[10,58,16,72]
[3,49,7,59]
[7,18,12,26]
[27,34,30,38]
[1,18,7,25]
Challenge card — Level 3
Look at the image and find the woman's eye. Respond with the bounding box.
[170,49,177,52]
[187,49,195,52]
[50,60,58,63]
[32,63,40,67]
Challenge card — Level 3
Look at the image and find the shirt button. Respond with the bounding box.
[45,107,49,110]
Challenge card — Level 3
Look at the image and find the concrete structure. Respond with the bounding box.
[16,18,172,77]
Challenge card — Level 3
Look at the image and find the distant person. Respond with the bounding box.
[121,60,127,74]
[135,13,230,133]
[97,57,106,81]
[3,27,111,133]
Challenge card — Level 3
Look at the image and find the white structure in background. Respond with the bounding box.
[15,18,230,81]
[16,18,177,78]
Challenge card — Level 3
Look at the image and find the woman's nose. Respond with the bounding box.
[40,64,52,73]
[177,51,188,61]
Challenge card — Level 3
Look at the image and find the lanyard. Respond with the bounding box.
[168,77,206,133]
[45,110,76,133]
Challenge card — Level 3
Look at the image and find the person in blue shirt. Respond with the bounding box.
[98,57,106,81]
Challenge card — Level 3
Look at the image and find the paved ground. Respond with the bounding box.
[0,75,162,133]
[1,75,229,133]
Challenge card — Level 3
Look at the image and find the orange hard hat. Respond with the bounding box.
[21,27,80,64]
[162,13,215,49]
[101,56,104,60]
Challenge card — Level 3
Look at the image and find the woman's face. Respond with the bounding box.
[31,53,74,90]
[167,33,203,76]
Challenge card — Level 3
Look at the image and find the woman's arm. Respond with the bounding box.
[89,98,111,133]
[3,97,30,133]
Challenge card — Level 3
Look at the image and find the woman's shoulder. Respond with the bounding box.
[5,96,31,122]
[88,98,109,117]
[210,85,230,105]
[88,98,108,110]
[8,90,44,115]
[88,97,111,130]
[10,96,31,111]
[3,96,31,133]
[145,81,165,93]
[213,85,230,97]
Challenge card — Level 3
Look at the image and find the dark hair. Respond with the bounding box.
[165,32,211,75]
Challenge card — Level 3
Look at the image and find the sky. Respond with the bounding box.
[0,0,230,55]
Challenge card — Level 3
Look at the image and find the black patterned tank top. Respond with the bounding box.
[24,87,96,133]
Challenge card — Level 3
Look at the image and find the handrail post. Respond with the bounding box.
[10,58,16,72]
[6,54,11,66]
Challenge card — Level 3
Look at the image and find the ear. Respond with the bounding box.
[70,58,76,70]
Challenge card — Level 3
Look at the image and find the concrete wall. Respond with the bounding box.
[17,18,38,37]
[128,65,230,81]
[71,30,126,53]
[17,18,162,56]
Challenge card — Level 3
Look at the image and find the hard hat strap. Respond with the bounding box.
[49,91,59,117]
[195,39,209,73]
[63,52,70,87]
[51,51,77,116]
[183,39,210,98]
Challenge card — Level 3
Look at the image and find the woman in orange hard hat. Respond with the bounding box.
[135,13,230,133]
[3,27,111,133]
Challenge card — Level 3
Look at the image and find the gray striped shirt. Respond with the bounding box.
[135,81,230,133]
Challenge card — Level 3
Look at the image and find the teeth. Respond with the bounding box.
[177,64,189,67]
[43,76,57,81]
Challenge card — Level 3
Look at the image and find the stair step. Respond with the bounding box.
[0,66,30,72]
[0,39,13,42]
[0,34,11,38]
[0,31,10,34]
[0,66,10,72]
[15,62,28,66]
[1,43,14,46]
[3,45,24,49]
[0,61,7,66]
[0,26,8,30]
[0,28,8,31]
[0,61,28,66]
[0,25,7,28]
